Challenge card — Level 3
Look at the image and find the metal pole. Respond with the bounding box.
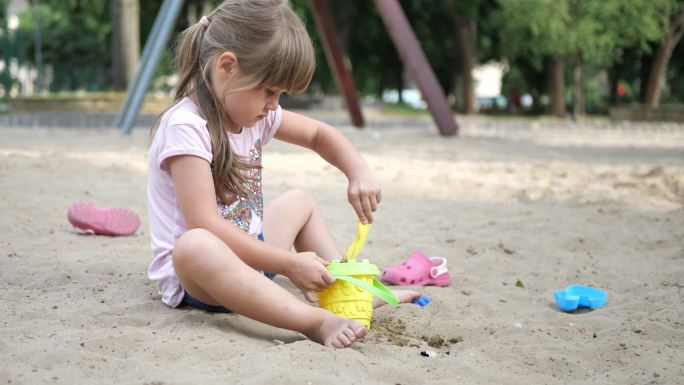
[114,0,174,128]
[373,0,458,136]
[308,0,364,128]
[120,0,184,134]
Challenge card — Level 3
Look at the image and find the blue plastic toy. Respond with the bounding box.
[412,295,431,307]
[554,285,606,312]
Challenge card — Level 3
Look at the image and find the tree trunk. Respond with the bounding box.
[644,10,684,106]
[550,55,565,117]
[32,2,43,93]
[608,58,623,105]
[644,41,673,106]
[571,54,582,119]
[377,69,386,100]
[458,21,476,114]
[448,0,475,114]
[111,0,140,90]
[639,49,655,103]
[395,65,404,104]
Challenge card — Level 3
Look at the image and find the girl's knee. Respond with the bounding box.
[173,228,227,269]
[284,189,316,208]
[175,228,215,251]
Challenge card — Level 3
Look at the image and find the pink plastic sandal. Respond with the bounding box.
[381,251,451,286]
[67,202,140,236]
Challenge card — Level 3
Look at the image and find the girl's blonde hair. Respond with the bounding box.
[152,0,315,200]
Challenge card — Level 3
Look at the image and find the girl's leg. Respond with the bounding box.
[262,189,341,260]
[172,228,365,348]
[263,190,422,306]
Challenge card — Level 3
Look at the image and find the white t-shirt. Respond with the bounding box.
[146,97,282,307]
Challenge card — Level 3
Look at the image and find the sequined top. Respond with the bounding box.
[217,137,265,235]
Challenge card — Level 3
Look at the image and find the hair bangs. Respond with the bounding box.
[258,19,315,94]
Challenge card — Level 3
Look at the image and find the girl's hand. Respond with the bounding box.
[285,252,335,302]
[347,171,382,224]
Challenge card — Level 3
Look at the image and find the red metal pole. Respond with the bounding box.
[373,0,458,136]
[309,0,365,127]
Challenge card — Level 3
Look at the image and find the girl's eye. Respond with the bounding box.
[266,89,275,96]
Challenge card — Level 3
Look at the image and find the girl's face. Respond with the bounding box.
[222,85,285,132]
[209,52,286,133]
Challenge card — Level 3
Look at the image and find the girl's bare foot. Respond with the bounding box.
[373,289,421,308]
[305,310,367,348]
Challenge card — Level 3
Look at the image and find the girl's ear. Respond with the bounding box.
[214,52,239,81]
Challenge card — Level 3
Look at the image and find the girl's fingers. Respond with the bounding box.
[369,193,378,212]
[321,271,336,286]
[316,277,329,291]
[349,195,368,224]
[349,184,382,224]
[303,290,319,303]
[361,195,373,224]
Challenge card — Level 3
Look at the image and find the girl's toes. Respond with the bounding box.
[342,327,357,342]
[337,333,352,347]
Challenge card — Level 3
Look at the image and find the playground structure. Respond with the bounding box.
[115,0,458,136]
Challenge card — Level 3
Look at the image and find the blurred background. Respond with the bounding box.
[0,0,683,120]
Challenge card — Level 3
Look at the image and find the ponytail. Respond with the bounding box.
[173,23,204,104]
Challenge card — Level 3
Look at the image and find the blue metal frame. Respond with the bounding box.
[115,0,184,134]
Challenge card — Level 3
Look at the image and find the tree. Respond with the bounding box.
[497,0,572,116]
[497,0,669,117]
[18,0,111,91]
[445,0,476,114]
[644,1,684,106]
[0,0,14,99]
[445,0,500,114]
[666,34,684,102]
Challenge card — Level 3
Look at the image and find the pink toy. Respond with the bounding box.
[381,251,450,286]
[67,202,140,236]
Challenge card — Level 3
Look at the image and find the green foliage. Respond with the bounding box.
[1,0,681,110]
[496,0,683,113]
[497,0,569,68]
[290,0,405,96]
[497,0,671,66]
[289,0,337,93]
[291,0,499,98]
[0,0,14,99]
[664,38,684,103]
[600,0,670,53]
[17,0,111,91]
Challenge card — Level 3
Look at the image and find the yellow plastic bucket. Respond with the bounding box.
[318,259,398,329]
[318,221,398,329]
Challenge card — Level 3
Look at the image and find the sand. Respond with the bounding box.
[1,112,683,384]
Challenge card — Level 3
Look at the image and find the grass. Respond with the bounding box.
[380,103,430,117]
[12,91,126,101]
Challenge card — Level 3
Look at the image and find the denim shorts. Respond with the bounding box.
[180,232,276,313]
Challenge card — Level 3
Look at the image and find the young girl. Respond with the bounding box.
[147,0,418,349]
